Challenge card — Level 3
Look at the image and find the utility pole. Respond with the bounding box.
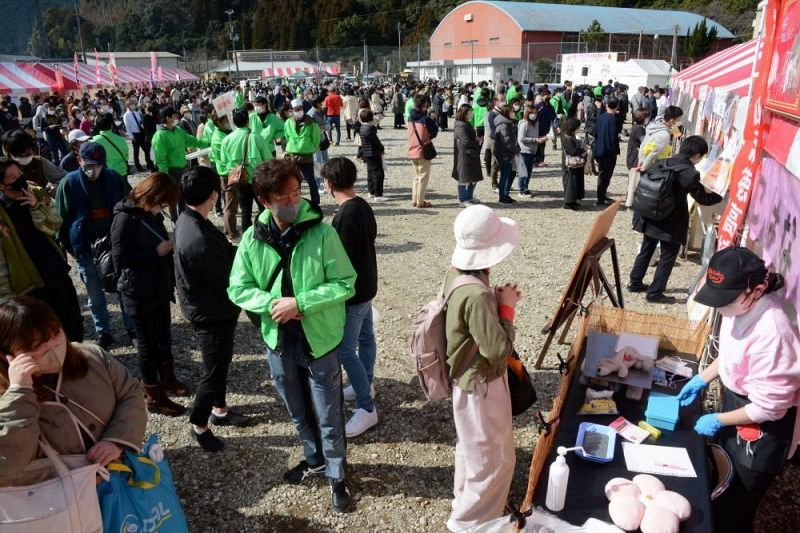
[270,49,275,80]
[363,37,367,79]
[638,30,642,59]
[608,32,612,52]
[670,25,678,65]
[525,42,533,82]
[397,23,402,78]
[73,0,86,62]
[225,9,239,78]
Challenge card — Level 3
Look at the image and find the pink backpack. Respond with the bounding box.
[409,275,489,401]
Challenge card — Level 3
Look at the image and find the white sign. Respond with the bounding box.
[560,53,619,85]
[213,91,235,117]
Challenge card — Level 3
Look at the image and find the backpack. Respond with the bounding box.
[409,275,489,401]
[633,160,685,221]
[91,233,118,294]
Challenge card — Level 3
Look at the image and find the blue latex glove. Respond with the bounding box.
[694,413,725,436]
[677,375,708,407]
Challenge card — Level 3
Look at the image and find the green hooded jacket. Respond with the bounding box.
[210,126,230,177]
[283,116,320,156]
[404,97,415,120]
[218,127,272,183]
[227,200,356,357]
[151,125,209,172]
[92,131,129,177]
[471,102,488,130]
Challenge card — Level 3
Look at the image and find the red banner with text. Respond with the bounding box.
[717,0,779,249]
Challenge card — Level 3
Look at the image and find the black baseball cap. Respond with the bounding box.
[694,247,767,308]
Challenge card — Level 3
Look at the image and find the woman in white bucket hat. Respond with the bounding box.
[444,204,520,531]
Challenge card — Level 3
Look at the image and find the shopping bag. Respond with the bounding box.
[97,435,188,533]
[0,440,102,532]
[514,154,528,179]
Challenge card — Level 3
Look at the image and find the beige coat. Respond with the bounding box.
[0,343,146,486]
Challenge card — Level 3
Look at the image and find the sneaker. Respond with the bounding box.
[98,332,115,350]
[470,197,482,204]
[335,142,340,146]
[459,201,475,208]
[190,427,224,453]
[646,294,677,305]
[330,479,353,513]
[345,407,379,438]
[492,187,499,194]
[210,409,252,427]
[627,281,649,293]
[498,196,516,204]
[343,383,376,402]
[283,460,326,485]
[518,190,534,197]
[373,196,389,202]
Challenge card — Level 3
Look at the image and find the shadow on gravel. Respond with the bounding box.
[376,242,423,254]
[349,461,453,499]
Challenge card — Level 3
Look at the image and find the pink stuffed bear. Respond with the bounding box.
[604,474,691,533]
[597,347,654,379]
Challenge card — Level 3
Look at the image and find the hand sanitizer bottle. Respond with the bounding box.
[546,446,570,512]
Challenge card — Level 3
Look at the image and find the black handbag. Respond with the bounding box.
[412,121,437,160]
[91,234,118,293]
[507,351,537,416]
[319,132,331,151]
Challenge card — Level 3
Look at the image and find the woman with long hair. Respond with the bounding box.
[452,103,483,207]
[110,172,185,416]
[561,117,587,210]
[0,295,146,482]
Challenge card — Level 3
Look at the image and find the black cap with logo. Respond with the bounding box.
[694,247,767,308]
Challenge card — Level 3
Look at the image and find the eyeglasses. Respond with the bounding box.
[271,187,302,203]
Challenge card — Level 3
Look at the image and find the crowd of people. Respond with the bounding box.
[0,74,795,532]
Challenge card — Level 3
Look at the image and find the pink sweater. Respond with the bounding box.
[718,294,800,456]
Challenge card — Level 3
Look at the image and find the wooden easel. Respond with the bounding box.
[534,236,624,369]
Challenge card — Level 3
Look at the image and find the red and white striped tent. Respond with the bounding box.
[0,62,56,94]
[263,65,340,78]
[30,63,197,91]
[672,40,757,99]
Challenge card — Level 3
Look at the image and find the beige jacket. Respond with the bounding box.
[0,343,146,486]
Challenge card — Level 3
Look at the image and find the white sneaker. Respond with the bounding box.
[459,201,475,208]
[374,196,389,202]
[345,408,379,438]
[343,383,376,401]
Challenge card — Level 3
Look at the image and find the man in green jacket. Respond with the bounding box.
[151,107,209,221]
[252,96,286,157]
[92,113,129,178]
[284,98,320,206]
[227,158,356,513]
[220,109,272,235]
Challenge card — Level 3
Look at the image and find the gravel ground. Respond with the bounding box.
[71,116,798,532]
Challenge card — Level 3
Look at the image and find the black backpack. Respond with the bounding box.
[633,160,686,221]
[91,233,118,294]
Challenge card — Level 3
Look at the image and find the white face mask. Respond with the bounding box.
[183,113,192,120]
[293,110,304,119]
[513,104,520,111]
[254,106,264,114]
[13,155,33,166]
[35,332,67,375]
[528,113,537,121]
[47,110,56,115]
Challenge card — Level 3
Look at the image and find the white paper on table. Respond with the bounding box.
[622,443,697,478]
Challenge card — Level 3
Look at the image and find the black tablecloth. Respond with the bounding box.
[533,355,713,532]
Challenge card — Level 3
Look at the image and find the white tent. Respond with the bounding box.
[612,59,671,90]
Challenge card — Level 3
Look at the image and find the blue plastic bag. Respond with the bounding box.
[97,434,189,533]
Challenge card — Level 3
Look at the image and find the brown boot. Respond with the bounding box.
[144,384,187,416]
[160,360,189,397]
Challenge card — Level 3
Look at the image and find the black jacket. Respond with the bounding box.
[173,208,240,325]
[110,200,174,300]
[452,119,483,184]
[332,197,378,306]
[633,154,723,244]
[357,123,384,160]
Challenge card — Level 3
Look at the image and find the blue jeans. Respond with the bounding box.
[267,346,347,480]
[75,251,134,335]
[327,116,341,144]
[458,184,476,202]
[337,302,377,412]
[46,134,68,164]
[313,149,329,188]
[499,161,513,198]
[520,153,535,192]
[297,162,320,206]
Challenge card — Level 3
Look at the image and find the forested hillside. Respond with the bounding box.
[1,0,758,58]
